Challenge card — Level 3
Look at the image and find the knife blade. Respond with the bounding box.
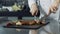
[34,16,37,21]
[40,11,51,21]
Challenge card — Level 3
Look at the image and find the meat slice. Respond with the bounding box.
[7,20,46,26]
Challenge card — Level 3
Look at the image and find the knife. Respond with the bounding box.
[34,16,37,21]
[40,11,51,21]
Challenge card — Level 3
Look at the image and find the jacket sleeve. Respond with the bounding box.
[28,0,36,9]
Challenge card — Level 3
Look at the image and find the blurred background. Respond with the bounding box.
[0,0,60,34]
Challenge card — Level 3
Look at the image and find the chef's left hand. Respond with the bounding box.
[49,2,59,13]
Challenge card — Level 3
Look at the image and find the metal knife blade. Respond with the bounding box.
[40,11,51,21]
[34,16,37,21]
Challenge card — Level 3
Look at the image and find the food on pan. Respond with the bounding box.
[6,20,46,26]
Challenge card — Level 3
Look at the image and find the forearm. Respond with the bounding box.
[28,0,38,10]
[54,0,60,4]
[31,3,38,10]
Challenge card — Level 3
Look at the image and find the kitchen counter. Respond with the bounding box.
[0,18,59,34]
[0,21,29,34]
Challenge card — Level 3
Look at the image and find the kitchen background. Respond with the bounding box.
[0,0,60,34]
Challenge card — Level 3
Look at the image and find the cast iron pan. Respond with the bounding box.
[3,20,50,30]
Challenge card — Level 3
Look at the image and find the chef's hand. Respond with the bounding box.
[49,1,59,14]
[30,3,38,16]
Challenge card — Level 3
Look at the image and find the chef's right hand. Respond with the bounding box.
[30,4,38,16]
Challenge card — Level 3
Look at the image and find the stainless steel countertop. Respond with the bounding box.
[0,21,29,34]
[0,17,59,34]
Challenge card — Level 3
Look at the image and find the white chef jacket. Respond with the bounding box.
[28,0,60,20]
[28,0,60,34]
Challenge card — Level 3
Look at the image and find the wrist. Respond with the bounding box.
[54,0,60,5]
[31,3,38,10]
